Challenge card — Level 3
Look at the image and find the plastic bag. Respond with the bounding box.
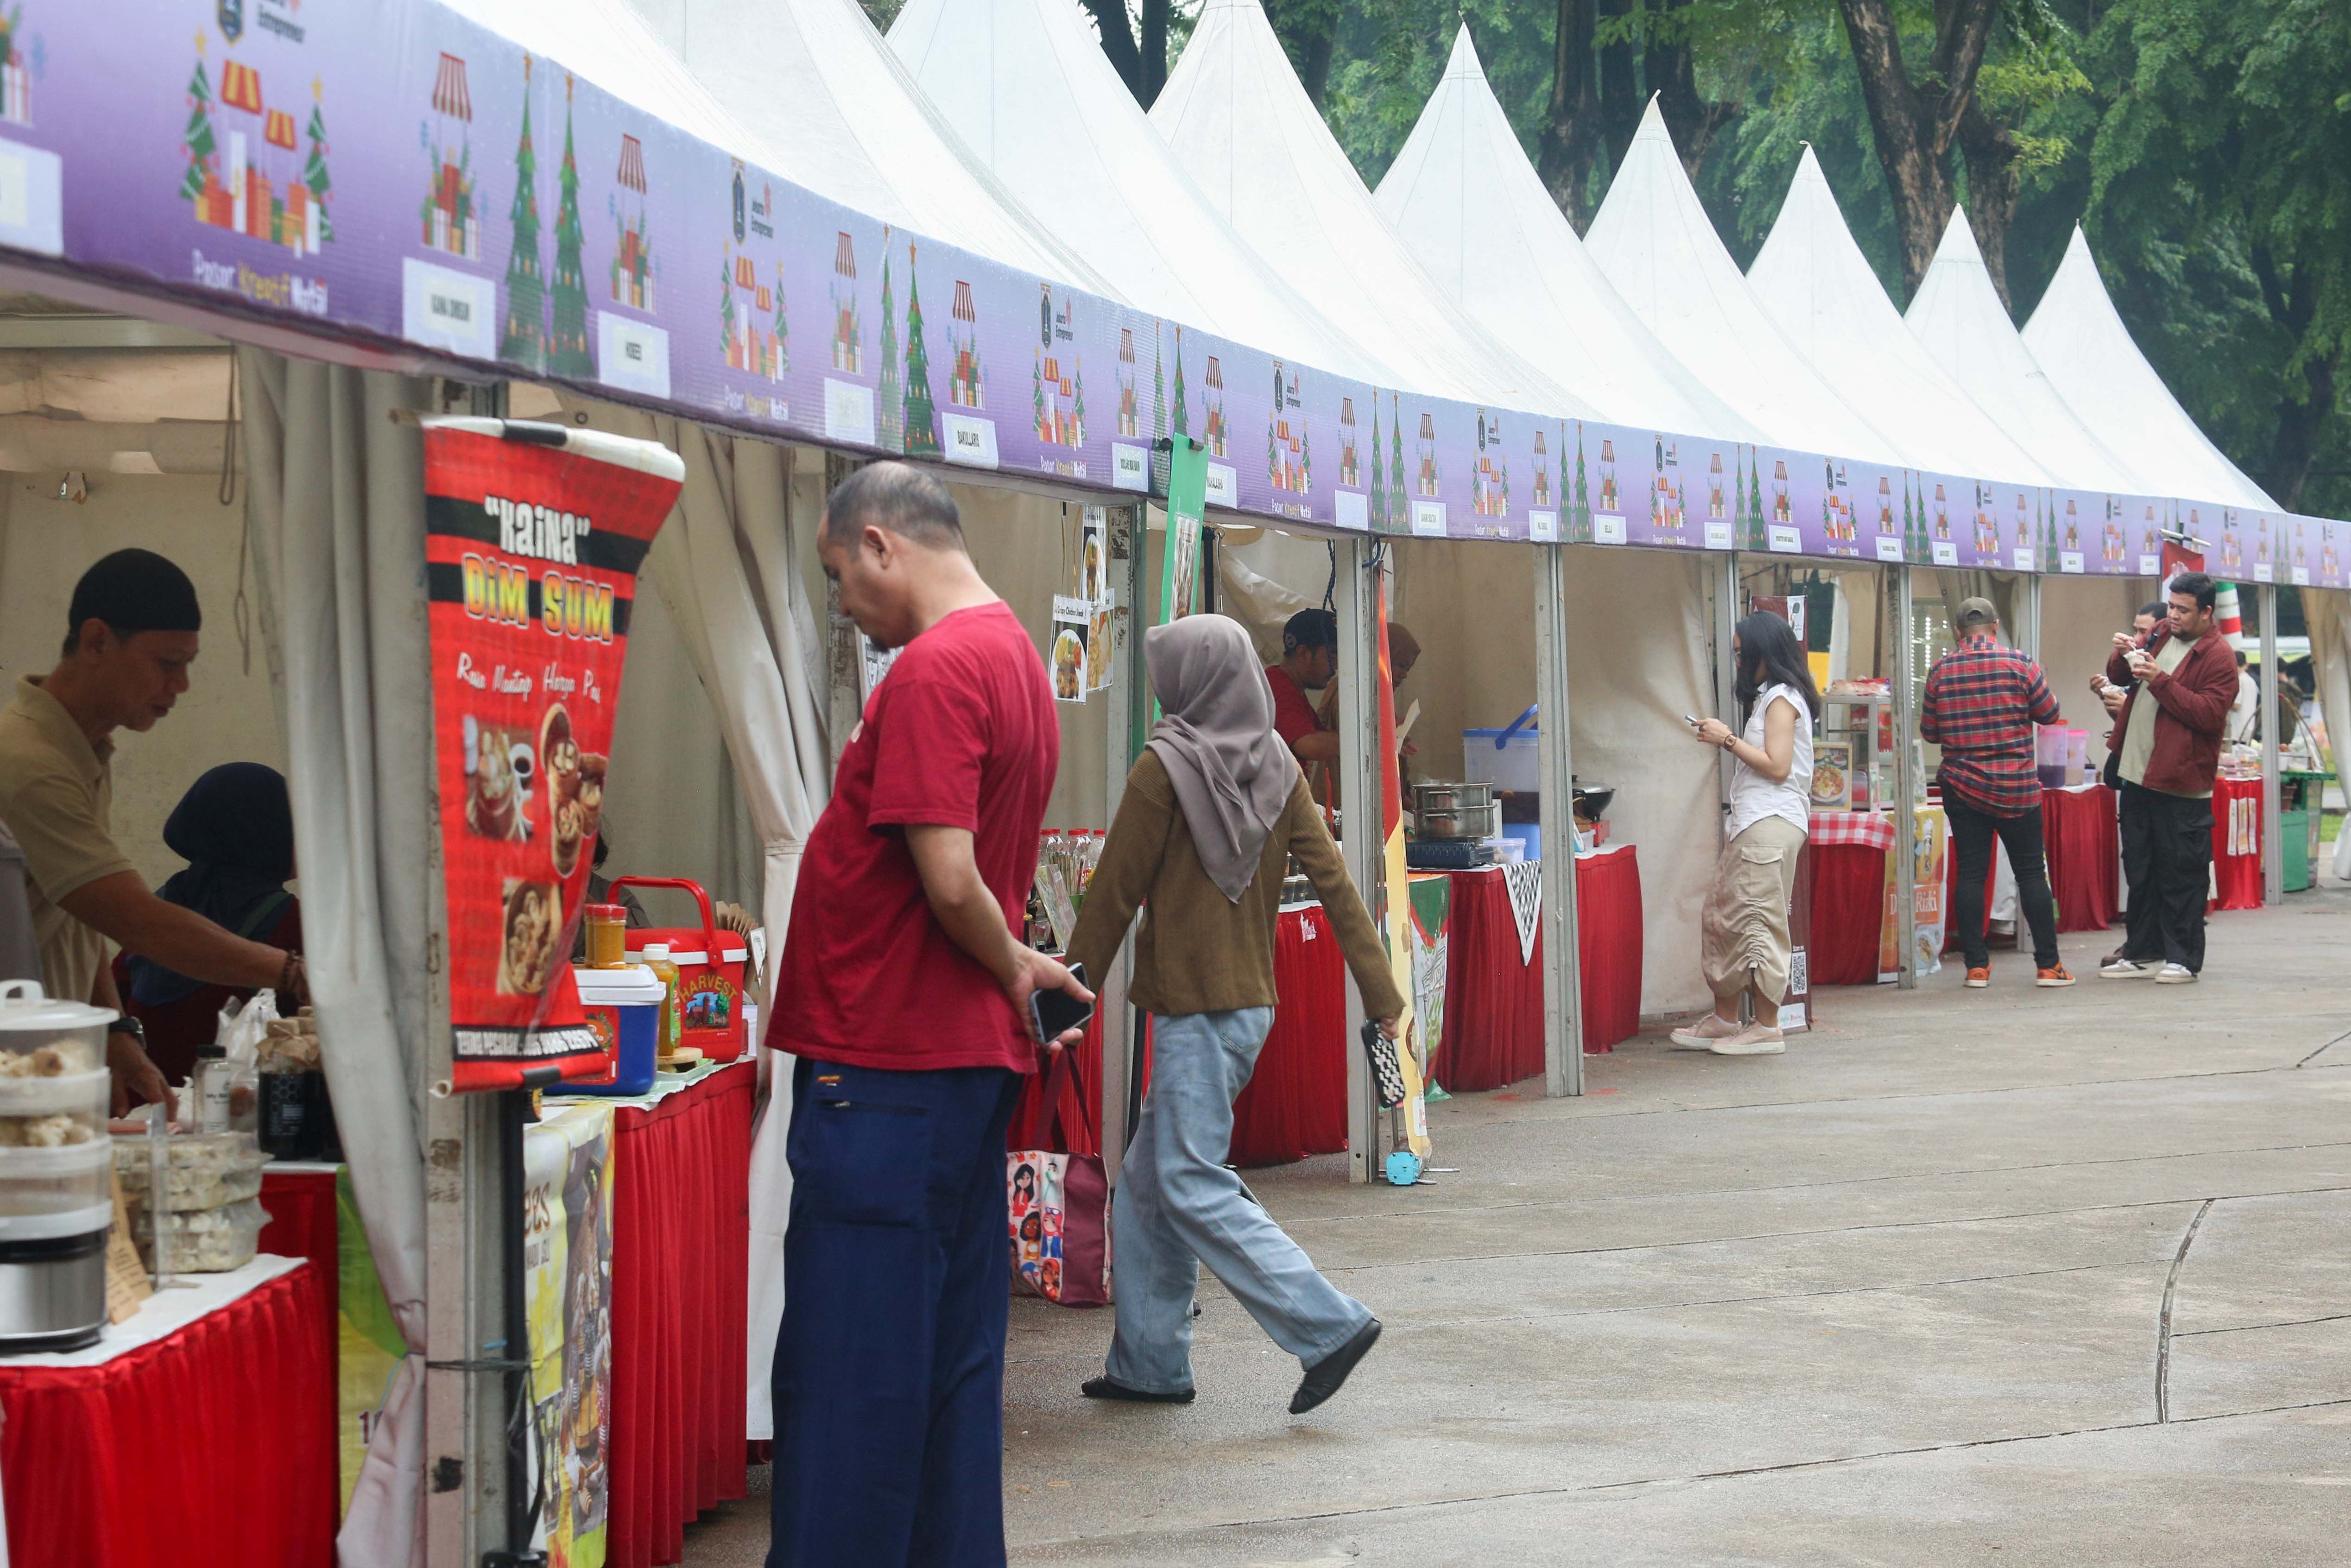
[215,989,280,1067]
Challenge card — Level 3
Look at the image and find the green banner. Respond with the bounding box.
[1162,437,1208,626]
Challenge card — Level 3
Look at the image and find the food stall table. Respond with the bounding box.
[1230,903,1349,1167]
[1439,848,1643,1093]
[2041,784,2120,931]
[2212,775,2265,911]
[550,1057,754,1568]
[0,1258,336,1568]
[1807,810,1893,986]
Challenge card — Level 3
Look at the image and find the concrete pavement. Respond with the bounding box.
[687,885,2351,1566]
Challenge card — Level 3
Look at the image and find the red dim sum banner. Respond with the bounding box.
[423,419,684,1091]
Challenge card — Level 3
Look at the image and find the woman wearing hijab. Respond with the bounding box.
[1067,614,1405,1414]
[115,763,301,1082]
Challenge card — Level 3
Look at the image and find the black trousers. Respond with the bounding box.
[1945,794,2060,970]
[2119,782,2214,973]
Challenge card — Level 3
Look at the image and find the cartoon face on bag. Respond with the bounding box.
[1012,1162,1036,1209]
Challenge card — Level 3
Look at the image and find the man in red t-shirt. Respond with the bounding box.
[766,462,1088,1568]
[1266,608,1340,770]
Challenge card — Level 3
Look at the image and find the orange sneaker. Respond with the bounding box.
[2036,965,2077,988]
[1965,966,1991,988]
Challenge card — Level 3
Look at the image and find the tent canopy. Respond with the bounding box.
[458,0,1111,290]
[1748,148,2052,484]
[1584,99,1897,463]
[2022,228,2276,512]
[1373,25,1760,439]
[1150,0,1596,416]
[1903,210,2143,494]
[886,0,1389,384]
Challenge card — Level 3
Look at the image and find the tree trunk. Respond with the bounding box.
[1653,13,1738,180]
[1140,0,1168,104]
[1958,103,2021,311]
[1266,0,1342,109]
[1081,0,1145,101]
[1598,0,1641,177]
[1539,0,1602,227]
[2250,247,2340,511]
[1833,0,2001,296]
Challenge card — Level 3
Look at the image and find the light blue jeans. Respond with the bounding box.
[1104,1007,1374,1394]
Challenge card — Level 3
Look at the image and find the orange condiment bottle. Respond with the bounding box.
[640,943,682,1063]
[584,903,628,969]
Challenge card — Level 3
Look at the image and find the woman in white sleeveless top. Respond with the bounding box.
[1675,612,1817,1056]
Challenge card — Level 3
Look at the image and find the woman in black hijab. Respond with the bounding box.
[115,762,302,1082]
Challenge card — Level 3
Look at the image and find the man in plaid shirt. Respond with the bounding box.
[1920,597,2074,989]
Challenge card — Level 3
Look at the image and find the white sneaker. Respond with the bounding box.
[2100,957,2157,979]
[2154,963,2199,984]
[1709,1024,1785,1056]
[1669,1013,1743,1049]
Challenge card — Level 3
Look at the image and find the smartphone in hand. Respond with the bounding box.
[1030,961,1093,1044]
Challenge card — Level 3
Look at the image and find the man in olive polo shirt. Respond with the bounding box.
[0,550,304,1111]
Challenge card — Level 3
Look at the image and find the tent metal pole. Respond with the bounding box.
[821,453,867,771]
[1715,552,1739,816]
[1536,543,1584,1098]
[1334,537,1379,1182]
[1095,503,1147,1182]
[2261,583,2283,905]
[2016,572,2042,660]
[1892,565,1920,990]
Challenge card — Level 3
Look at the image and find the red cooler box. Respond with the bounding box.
[613,876,752,1063]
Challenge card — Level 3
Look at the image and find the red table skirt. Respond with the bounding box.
[2043,786,2120,931]
[2212,775,2264,911]
[1,1264,336,1568]
[1230,904,1349,1167]
[608,1065,754,1568]
[259,1167,341,1370]
[1809,843,1887,986]
[1440,852,1643,1094]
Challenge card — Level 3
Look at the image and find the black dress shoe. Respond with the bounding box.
[1289,1318,1382,1415]
[1081,1375,1194,1404]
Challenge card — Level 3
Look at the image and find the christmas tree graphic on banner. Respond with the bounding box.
[1747,452,1768,550]
[1170,330,1188,438]
[1151,332,1166,441]
[1388,407,1407,531]
[902,247,940,459]
[877,244,903,451]
[498,63,544,367]
[545,76,594,378]
[1571,427,1593,542]
[180,59,217,202]
[1366,394,1387,525]
[178,37,328,254]
[303,101,332,243]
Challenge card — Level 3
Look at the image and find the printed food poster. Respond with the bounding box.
[425,419,683,1088]
[1049,595,1092,702]
[525,1103,615,1568]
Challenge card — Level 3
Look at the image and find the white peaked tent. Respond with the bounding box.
[460,0,1110,288]
[1749,148,2053,484]
[1904,210,2143,493]
[1151,0,1596,416]
[1585,100,1899,463]
[1373,26,1760,438]
[886,0,1392,384]
[2023,228,2276,511]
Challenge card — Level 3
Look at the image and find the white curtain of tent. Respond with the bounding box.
[559,394,829,1440]
[239,348,434,1568]
[2302,591,2351,880]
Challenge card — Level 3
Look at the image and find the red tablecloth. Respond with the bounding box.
[2213,775,2264,911]
[2042,785,2120,931]
[1808,843,1886,986]
[1230,904,1349,1167]
[608,1063,754,1568]
[1440,851,1643,1093]
[1,1263,336,1568]
[259,1166,341,1370]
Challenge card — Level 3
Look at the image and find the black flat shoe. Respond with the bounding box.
[1289,1318,1382,1415]
[1081,1375,1194,1404]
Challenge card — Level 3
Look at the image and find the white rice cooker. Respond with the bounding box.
[0,980,116,1353]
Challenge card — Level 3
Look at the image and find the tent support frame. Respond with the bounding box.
[1890,565,1920,990]
[1096,503,1147,1181]
[2261,583,2283,905]
[1536,545,1585,1097]
[2016,573,2043,660]
[1334,538,1380,1182]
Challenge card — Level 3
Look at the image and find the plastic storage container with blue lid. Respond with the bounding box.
[556,964,664,1097]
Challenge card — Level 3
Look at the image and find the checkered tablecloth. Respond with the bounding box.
[1808,809,1896,851]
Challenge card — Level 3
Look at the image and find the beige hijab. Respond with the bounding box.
[1144,615,1299,902]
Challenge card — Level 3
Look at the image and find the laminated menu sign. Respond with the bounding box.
[424,420,685,1090]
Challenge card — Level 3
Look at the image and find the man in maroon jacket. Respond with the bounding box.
[2099,572,2239,983]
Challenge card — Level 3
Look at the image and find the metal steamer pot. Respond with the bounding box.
[1413,782,1501,841]
[0,980,115,1354]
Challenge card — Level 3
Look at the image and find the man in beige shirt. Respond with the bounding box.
[0,550,304,1111]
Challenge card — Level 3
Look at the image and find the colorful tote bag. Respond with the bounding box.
[1006,1051,1110,1306]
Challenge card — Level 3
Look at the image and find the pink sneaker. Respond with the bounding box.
[1669,1013,1743,1049]
[1709,1024,1786,1056]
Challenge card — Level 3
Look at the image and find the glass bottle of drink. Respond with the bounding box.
[641,943,683,1065]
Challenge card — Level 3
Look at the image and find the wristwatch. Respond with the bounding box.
[107,1016,146,1049]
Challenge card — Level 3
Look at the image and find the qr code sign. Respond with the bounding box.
[1788,947,1810,998]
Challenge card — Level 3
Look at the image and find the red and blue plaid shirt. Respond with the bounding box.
[1920,632,2061,816]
